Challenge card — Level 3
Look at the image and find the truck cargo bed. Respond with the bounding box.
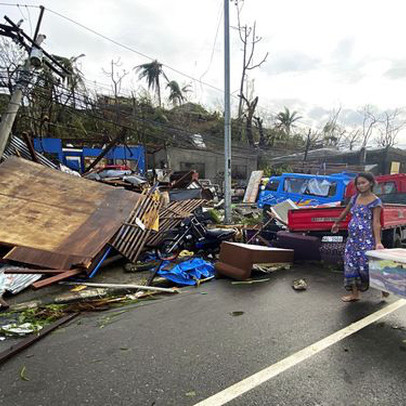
[288,204,406,232]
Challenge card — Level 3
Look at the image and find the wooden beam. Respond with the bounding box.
[3,269,71,274]
[32,269,82,289]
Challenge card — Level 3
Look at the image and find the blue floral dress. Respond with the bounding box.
[344,195,382,291]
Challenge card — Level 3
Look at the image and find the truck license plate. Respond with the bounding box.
[322,236,344,243]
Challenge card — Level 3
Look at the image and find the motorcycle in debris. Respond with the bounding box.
[156,216,235,259]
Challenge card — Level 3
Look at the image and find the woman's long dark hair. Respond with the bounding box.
[354,172,376,191]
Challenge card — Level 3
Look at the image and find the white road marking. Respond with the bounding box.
[194,299,406,406]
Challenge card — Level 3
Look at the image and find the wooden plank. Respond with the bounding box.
[0,157,110,211]
[32,269,82,289]
[0,194,90,252]
[0,157,140,269]
[3,268,71,274]
[243,171,264,203]
[57,189,140,257]
[4,247,90,270]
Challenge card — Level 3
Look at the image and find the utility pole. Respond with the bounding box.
[0,8,47,158]
[0,53,39,158]
[224,0,232,224]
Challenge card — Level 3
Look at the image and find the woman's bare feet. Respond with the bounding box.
[341,294,360,302]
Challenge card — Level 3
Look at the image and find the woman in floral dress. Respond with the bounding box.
[332,173,384,302]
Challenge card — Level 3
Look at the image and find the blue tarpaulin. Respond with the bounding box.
[157,258,215,286]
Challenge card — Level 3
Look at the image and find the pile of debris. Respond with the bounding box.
[0,156,215,308]
[0,145,296,316]
[0,158,157,292]
[84,165,148,192]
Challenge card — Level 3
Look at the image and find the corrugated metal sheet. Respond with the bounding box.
[0,266,42,295]
[3,135,58,169]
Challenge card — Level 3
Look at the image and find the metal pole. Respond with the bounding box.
[33,5,45,42]
[224,0,232,224]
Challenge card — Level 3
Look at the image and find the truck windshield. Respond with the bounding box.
[284,177,337,197]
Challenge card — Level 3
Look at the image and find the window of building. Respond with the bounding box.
[180,162,205,178]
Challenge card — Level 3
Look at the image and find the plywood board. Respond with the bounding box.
[0,157,140,268]
[243,170,264,203]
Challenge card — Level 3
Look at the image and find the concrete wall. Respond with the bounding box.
[165,146,257,185]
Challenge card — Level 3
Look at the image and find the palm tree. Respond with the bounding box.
[275,107,302,136]
[166,81,191,106]
[135,60,168,107]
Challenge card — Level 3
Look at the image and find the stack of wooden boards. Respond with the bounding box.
[0,157,148,288]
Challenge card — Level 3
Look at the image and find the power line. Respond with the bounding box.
[199,0,223,82]
[16,3,32,36]
[3,66,276,151]
[5,72,296,153]
[1,2,276,119]
[45,6,238,100]
[0,3,39,8]
[13,78,259,153]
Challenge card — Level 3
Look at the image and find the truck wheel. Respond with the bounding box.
[393,233,402,248]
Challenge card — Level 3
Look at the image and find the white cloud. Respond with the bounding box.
[3,0,406,142]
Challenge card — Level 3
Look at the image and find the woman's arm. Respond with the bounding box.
[331,203,352,233]
[373,206,384,249]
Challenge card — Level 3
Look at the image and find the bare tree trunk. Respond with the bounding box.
[254,116,265,146]
[244,96,258,146]
[304,129,311,161]
[234,1,268,142]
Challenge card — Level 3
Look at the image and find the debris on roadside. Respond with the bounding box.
[146,199,207,247]
[84,166,148,193]
[215,242,294,280]
[0,157,284,348]
[231,278,270,285]
[155,257,215,286]
[19,366,30,381]
[230,311,245,316]
[60,281,179,294]
[292,279,308,291]
[0,314,79,365]
[0,157,140,285]
[0,266,43,308]
[0,322,43,337]
[243,170,264,203]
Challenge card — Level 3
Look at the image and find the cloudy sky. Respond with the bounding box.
[3,0,406,143]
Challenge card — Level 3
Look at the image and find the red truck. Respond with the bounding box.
[278,174,406,262]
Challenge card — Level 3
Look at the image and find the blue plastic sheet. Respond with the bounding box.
[157,258,215,286]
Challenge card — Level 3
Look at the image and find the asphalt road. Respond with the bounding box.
[1,264,406,406]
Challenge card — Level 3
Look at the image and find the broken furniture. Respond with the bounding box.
[215,242,294,280]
